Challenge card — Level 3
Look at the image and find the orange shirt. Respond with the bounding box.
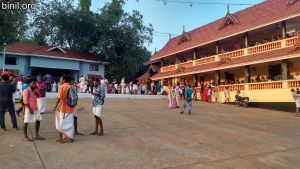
[58,83,74,113]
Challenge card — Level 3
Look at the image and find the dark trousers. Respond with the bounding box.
[0,103,18,129]
[46,83,51,92]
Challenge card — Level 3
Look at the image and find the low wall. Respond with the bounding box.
[46,92,167,100]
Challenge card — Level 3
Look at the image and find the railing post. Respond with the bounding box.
[245,83,249,91]
[282,80,288,89]
[175,64,178,69]
[215,55,220,62]
[282,39,286,48]
[192,60,195,66]
[244,48,248,55]
[161,68,163,72]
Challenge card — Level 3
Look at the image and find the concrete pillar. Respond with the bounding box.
[244,32,249,48]
[193,49,197,60]
[281,60,289,80]
[214,70,220,85]
[282,21,286,39]
[244,66,250,83]
[216,41,220,54]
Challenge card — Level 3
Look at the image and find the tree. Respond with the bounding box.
[0,0,35,48]
[31,0,153,81]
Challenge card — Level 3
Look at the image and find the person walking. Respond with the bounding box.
[90,80,105,136]
[180,85,193,115]
[0,73,18,131]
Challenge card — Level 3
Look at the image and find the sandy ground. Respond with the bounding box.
[0,99,300,169]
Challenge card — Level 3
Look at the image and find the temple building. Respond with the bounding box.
[145,0,300,111]
[0,42,108,81]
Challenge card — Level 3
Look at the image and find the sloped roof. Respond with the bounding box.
[5,42,107,63]
[150,47,299,80]
[149,0,300,62]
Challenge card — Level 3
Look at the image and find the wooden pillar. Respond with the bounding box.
[193,74,198,87]
[193,49,197,60]
[244,32,249,48]
[176,54,179,63]
[281,60,289,80]
[244,65,250,83]
[214,70,220,85]
[282,21,286,39]
[216,41,220,54]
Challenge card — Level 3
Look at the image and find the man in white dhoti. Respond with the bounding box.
[79,75,85,93]
[37,77,47,114]
[90,80,105,136]
[291,89,300,117]
[54,75,75,143]
[22,78,45,141]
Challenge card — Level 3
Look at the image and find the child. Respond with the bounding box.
[224,87,230,104]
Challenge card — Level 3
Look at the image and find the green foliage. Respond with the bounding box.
[0,0,35,48]
[0,0,153,81]
[79,0,91,12]
[31,0,153,81]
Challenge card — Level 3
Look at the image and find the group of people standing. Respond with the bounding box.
[0,72,106,143]
[111,78,162,95]
[166,82,193,115]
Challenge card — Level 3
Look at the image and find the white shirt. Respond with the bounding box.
[79,77,85,84]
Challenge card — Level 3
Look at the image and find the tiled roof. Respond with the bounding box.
[151,47,299,79]
[5,42,106,63]
[149,0,300,61]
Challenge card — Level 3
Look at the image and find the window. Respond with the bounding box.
[89,64,99,71]
[5,57,18,65]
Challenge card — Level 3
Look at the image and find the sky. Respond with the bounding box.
[75,0,265,54]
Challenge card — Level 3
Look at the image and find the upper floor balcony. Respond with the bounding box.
[160,36,299,73]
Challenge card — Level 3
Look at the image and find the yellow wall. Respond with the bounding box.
[210,81,297,103]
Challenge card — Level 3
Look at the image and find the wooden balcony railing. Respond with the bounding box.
[288,80,300,88]
[249,81,283,90]
[161,65,176,72]
[286,36,299,47]
[194,55,215,66]
[217,84,245,91]
[159,36,299,73]
[221,49,244,59]
[247,41,281,55]
[178,61,193,68]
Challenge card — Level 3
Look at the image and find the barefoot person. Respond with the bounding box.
[70,79,83,135]
[37,77,47,114]
[180,85,193,115]
[90,80,105,136]
[22,78,45,141]
[54,75,75,143]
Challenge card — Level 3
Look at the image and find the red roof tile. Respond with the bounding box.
[151,47,299,79]
[6,42,107,63]
[149,0,300,62]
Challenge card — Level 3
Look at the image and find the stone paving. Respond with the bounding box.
[0,99,300,169]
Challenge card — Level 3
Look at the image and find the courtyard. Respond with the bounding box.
[0,99,300,169]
